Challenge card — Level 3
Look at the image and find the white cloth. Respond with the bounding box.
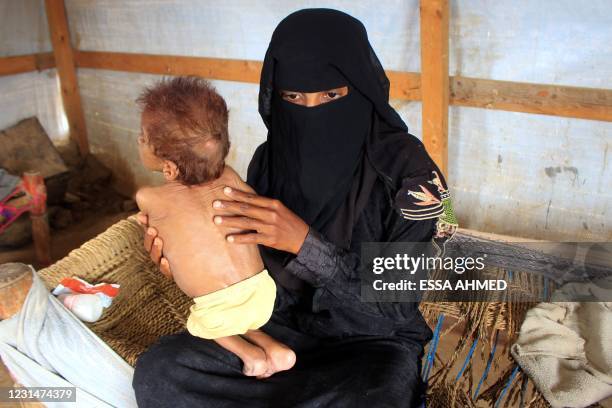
[511,288,612,408]
[0,265,136,407]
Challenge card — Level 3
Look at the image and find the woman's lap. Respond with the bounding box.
[133,319,426,408]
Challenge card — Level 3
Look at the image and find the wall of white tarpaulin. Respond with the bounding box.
[1,0,611,241]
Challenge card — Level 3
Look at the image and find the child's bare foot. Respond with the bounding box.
[258,342,296,379]
[241,346,269,377]
[214,335,269,377]
[242,330,297,379]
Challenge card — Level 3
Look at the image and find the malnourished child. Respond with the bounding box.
[134,77,296,378]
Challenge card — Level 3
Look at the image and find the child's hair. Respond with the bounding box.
[136,76,230,185]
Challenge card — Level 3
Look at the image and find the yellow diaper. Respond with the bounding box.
[186,269,276,339]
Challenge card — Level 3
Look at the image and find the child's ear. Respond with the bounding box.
[162,160,180,181]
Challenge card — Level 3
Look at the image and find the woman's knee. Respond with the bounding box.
[348,340,425,406]
[133,332,241,388]
[133,335,183,390]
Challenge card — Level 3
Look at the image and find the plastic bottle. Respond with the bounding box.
[58,293,104,322]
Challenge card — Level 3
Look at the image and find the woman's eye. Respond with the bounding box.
[326,92,338,99]
[282,93,299,100]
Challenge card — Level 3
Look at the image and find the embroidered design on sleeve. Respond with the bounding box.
[398,173,444,221]
[396,169,459,255]
[427,170,459,257]
[429,170,458,229]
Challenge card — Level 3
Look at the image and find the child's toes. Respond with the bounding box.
[243,358,268,377]
[256,370,274,380]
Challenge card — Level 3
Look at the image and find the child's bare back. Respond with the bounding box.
[135,166,263,298]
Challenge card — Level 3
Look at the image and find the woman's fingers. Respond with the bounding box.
[136,212,148,227]
[213,215,268,231]
[144,227,157,253]
[213,199,274,222]
[136,213,173,279]
[150,236,163,265]
[226,232,267,245]
[214,186,309,254]
[160,257,173,279]
[138,212,155,252]
[223,186,279,209]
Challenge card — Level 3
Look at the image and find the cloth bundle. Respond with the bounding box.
[511,279,612,407]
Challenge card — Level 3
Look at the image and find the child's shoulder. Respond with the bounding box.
[135,185,168,209]
[221,165,241,180]
[221,165,254,193]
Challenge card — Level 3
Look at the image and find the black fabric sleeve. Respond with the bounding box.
[284,215,436,321]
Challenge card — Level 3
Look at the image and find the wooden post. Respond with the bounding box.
[420,0,450,174]
[45,0,89,156]
[23,172,52,267]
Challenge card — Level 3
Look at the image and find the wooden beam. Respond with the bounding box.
[75,50,423,101]
[420,0,450,174]
[450,76,612,122]
[387,71,421,101]
[0,53,55,76]
[73,51,612,123]
[45,0,89,155]
[76,51,263,84]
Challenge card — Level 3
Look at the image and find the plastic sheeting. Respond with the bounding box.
[0,70,68,142]
[62,0,612,241]
[0,0,51,57]
[0,0,68,142]
[0,266,137,408]
[2,0,609,240]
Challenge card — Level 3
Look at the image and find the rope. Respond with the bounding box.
[494,365,520,408]
[474,329,499,399]
[455,335,478,383]
[423,313,445,382]
[519,372,529,408]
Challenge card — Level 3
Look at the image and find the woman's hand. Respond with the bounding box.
[136,212,173,279]
[212,187,309,255]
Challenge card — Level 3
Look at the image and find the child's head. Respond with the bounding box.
[136,77,230,185]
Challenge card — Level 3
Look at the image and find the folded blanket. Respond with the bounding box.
[511,285,612,407]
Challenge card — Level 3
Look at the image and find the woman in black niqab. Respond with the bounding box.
[134,8,455,408]
[249,8,444,290]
